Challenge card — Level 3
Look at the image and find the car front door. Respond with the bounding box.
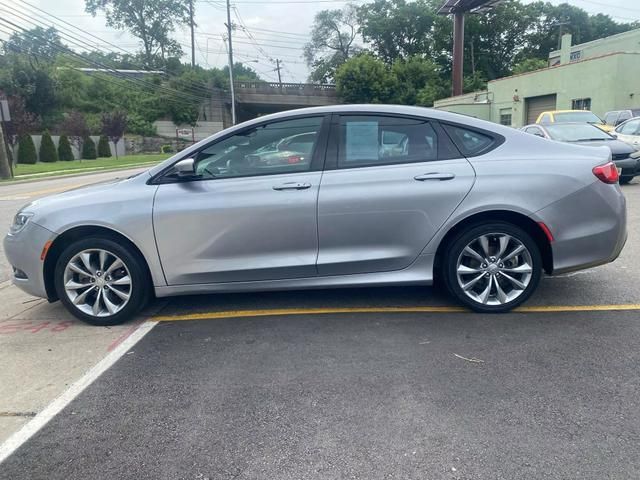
[153,115,329,285]
[316,114,476,276]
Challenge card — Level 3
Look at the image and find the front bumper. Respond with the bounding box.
[532,180,627,275]
[3,222,57,298]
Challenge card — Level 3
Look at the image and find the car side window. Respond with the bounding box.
[618,111,632,124]
[539,113,551,124]
[619,119,640,135]
[442,124,498,157]
[183,117,323,180]
[525,127,544,137]
[604,112,619,126]
[337,116,441,168]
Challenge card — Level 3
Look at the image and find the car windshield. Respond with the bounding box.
[545,123,613,142]
[553,111,603,124]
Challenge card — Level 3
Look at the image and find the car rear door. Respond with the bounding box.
[153,115,329,285]
[316,114,476,276]
[616,118,640,148]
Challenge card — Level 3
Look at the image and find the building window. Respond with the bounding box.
[572,98,591,110]
[499,109,512,126]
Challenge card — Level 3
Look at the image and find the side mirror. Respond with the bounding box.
[175,158,196,177]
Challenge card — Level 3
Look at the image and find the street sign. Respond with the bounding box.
[0,100,9,122]
[176,128,193,138]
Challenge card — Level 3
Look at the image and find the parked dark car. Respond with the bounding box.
[604,109,640,128]
[521,122,640,184]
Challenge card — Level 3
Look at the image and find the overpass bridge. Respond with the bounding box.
[210,82,340,126]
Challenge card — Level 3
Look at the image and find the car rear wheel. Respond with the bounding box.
[54,237,149,326]
[443,222,542,313]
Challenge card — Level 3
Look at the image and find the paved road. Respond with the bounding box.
[0,167,150,282]
[2,310,639,480]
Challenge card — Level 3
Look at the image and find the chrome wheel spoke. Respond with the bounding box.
[501,272,527,290]
[502,264,532,274]
[463,246,484,263]
[458,264,482,275]
[494,278,509,304]
[478,235,490,258]
[63,249,132,318]
[502,244,525,262]
[478,275,493,304]
[107,285,130,301]
[462,273,485,291]
[110,275,131,286]
[496,235,510,259]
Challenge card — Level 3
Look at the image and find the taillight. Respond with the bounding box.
[592,162,619,184]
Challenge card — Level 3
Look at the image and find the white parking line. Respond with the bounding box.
[0,320,157,465]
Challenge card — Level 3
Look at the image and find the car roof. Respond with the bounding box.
[542,110,595,114]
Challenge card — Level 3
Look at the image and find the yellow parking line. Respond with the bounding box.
[152,303,640,322]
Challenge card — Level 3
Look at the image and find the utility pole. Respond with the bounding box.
[275,59,283,89]
[226,0,236,125]
[0,122,11,180]
[189,0,195,68]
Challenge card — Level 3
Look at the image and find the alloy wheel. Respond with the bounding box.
[63,248,133,317]
[456,233,533,306]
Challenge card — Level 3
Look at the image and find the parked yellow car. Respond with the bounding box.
[536,110,613,132]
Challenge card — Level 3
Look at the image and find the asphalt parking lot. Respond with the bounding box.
[1,173,640,479]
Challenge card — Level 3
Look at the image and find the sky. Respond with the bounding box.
[0,0,639,83]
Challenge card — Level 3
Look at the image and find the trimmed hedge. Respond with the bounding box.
[97,135,112,158]
[58,135,74,161]
[39,131,59,163]
[17,134,37,164]
[81,137,97,160]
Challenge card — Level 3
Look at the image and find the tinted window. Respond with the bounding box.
[545,123,612,142]
[553,111,603,123]
[338,116,440,168]
[524,127,544,137]
[604,112,619,125]
[618,111,632,123]
[618,119,640,136]
[539,113,552,124]
[186,117,323,180]
[443,124,497,157]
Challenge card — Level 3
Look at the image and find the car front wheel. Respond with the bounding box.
[54,237,149,326]
[444,222,542,313]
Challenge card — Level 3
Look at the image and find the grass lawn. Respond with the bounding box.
[11,154,170,179]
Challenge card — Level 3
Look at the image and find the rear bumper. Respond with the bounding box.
[3,222,56,298]
[614,157,640,176]
[532,180,627,275]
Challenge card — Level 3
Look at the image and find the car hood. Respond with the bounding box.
[19,172,153,229]
[571,139,635,155]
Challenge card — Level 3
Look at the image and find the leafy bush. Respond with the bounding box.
[39,131,59,163]
[127,113,156,137]
[161,144,173,154]
[81,137,97,160]
[58,134,74,161]
[17,135,37,164]
[97,135,112,157]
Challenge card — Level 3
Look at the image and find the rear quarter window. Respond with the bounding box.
[442,124,502,157]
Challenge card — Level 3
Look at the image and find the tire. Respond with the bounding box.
[443,222,542,313]
[619,176,633,185]
[54,237,150,326]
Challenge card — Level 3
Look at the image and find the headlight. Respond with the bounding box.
[9,212,34,235]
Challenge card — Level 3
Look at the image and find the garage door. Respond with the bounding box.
[525,94,557,124]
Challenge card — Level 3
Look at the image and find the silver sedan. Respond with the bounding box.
[4,105,627,325]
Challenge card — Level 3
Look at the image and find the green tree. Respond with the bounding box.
[81,136,97,160]
[390,56,447,106]
[512,58,548,75]
[335,54,396,103]
[39,131,58,163]
[304,4,361,83]
[97,135,112,157]
[57,134,74,161]
[85,0,191,67]
[17,134,37,164]
[3,27,64,62]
